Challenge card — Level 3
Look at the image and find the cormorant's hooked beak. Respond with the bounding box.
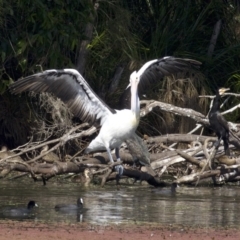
[219,87,230,95]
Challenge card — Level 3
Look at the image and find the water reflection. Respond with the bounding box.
[0,180,240,227]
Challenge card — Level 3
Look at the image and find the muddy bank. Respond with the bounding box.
[0,220,239,240]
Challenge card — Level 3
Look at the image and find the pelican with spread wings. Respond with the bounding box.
[9,56,201,177]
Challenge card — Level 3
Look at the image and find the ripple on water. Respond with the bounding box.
[0,181,240,227]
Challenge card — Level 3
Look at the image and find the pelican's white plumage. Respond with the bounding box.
[9,56,201,175]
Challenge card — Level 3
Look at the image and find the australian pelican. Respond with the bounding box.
[9,56,201,177]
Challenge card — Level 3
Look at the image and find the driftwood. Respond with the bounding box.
[1,91,240,188]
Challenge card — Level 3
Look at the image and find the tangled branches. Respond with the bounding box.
[0,92,240,188]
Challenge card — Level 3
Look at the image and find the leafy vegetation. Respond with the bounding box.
[0,0,240,147]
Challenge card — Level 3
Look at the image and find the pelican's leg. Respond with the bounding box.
[106,148,114,163]
[115,147,124,177]
[106,147,124,178]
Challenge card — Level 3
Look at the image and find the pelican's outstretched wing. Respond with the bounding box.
[119,56,201,109]
[137,56,201,92]
[9,69,115,126]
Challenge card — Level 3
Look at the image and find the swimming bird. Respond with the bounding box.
[2,200,38,218]
[209,87,230,155]
[9,57,201,177]
[55,197,83,211]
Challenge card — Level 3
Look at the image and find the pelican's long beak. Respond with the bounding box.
[130,78,139,114]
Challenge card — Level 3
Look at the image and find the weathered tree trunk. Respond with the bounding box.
[76,0,99,74]
[207,19,222,58]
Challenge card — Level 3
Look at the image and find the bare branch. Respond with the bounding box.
[140,100,208,125]
[76,1,99,74]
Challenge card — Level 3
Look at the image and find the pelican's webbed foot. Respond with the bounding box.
[114,148,124,178]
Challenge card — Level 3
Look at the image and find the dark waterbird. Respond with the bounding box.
[2,200,38,218]
[209,88,230,155]
[55,197,84,212]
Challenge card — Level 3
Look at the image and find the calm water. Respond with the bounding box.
[0,180,240,227]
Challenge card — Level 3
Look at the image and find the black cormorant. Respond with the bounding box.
[209,87,230,155]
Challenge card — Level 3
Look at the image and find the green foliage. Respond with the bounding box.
[0,0,240,146]
[0,0,93,74]
[85,0,145,98]
[124,0,240,87]
[1,0,239,90]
